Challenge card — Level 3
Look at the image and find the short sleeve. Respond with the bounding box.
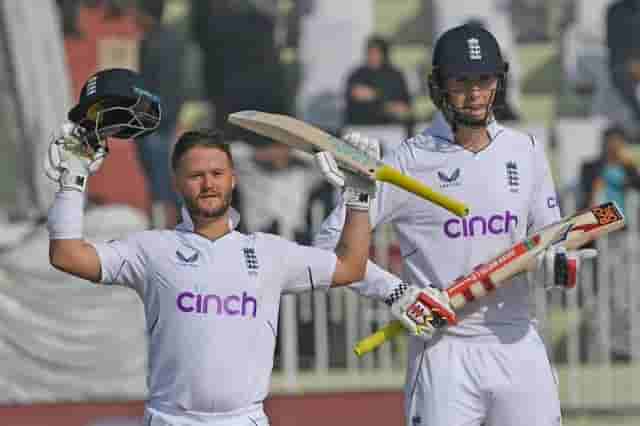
[276,238,337,294]
[90,234,148,296]
[528,137,561,233]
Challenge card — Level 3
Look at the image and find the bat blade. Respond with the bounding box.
[353,201,626,356]
[228,110,469,217]
[229,110,379,175]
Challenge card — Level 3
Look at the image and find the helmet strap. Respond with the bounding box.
[432,73,505,129]
[446,89,496,128]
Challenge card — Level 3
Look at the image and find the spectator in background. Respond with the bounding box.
[190,0,280,128]
[232,140,319,240]
[344,35,412,126]
[220,41,290,145]
[580,125,640,212]
[607,0,640,128]
[134,0,186,227]
[579,124,640,363]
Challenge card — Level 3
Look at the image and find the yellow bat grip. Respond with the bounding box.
[353,320,405,357]
[374,165,469,217]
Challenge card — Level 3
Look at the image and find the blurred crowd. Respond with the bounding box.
[52,0,530,235]
[555,0,640,219]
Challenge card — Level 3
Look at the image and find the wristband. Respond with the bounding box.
[60,169,88,192]
[47,190,85,239]
[384,282,409,306]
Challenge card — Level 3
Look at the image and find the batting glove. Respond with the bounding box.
[315,132,379,211]
[534,246,598,289]
[44,122,108,192]
[386,283,457,341]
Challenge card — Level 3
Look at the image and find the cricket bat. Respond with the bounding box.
[228,110,469,217]
[354,201,626,356]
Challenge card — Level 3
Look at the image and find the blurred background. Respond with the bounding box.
[1,0,640,425]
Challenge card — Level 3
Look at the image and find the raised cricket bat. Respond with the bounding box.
[354,201,626,356]
[228,110,469,217]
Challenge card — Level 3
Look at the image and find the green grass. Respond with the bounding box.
[556,363,640,408]
[270,362,640,412]
[564,417,640,426]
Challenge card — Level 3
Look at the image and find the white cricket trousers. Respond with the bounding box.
[405,326,562,426]
[144,403,269,426]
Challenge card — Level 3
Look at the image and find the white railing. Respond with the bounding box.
[273,191,640,414]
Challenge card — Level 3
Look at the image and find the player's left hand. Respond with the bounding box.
[534,246,598,289]
[315,132,380,211]
[386,283,457,341]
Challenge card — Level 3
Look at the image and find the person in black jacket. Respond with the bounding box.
[344,36,412,126]
[190,0,279,129]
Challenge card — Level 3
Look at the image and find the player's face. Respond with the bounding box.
[445,74,498,121]
[175,146,235,219]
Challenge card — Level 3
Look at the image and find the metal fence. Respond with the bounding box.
[272,190,640,415]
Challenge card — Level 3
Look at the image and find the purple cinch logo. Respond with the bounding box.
[177,291,257,317]
[444,211,518,238]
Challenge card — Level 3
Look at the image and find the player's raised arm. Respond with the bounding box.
[314,132,408,295]
[317,133,375,287]
[45,69,161,284]
[330,204,370,286]
[45,122,106,283]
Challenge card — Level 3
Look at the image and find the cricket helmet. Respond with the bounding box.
[428,24,508,127]
[69,68,162,141]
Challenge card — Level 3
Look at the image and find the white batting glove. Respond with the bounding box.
[534,246,598,289]
[385,283,457,341]
[315,132,380,211]
[44,122,108,192]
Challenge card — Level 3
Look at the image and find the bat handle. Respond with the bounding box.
[353,313,450,356]
[374,165,469,217]
[353,320,405,356]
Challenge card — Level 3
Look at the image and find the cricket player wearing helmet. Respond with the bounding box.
[315,24,596,425]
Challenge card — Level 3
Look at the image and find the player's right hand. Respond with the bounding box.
[314,132,380,211]
[386,283,457,341]
[44,122,108,192]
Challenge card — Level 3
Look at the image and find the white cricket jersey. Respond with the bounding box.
[316,112,560,339]
[91,208,336,417]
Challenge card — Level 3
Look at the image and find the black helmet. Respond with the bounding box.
[69,68,162,142]
[428,24,508,127]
